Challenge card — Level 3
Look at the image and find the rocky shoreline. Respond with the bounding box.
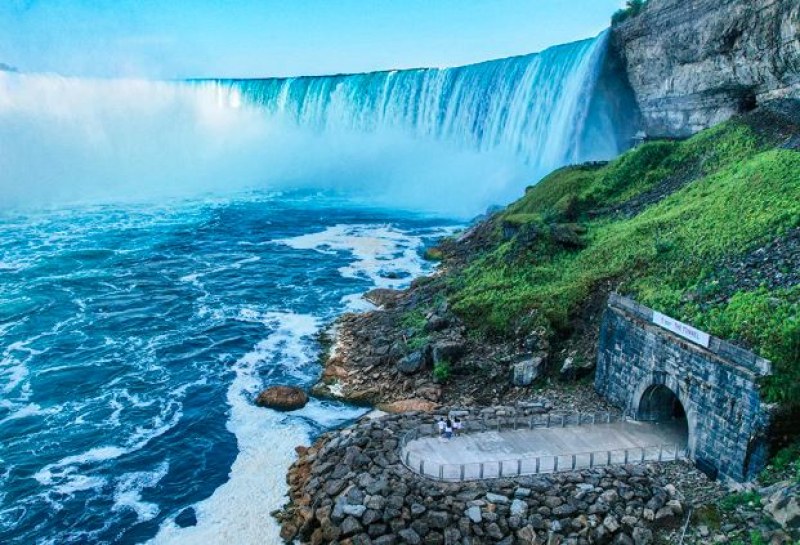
[274,406,798,545]
[275,408,687,545]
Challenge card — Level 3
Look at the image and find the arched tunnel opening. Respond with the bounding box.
[637,385,689,448]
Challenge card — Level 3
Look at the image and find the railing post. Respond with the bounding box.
[535,457,540,474]
[460,464,465,481]
[624,449,629,464]
[439,464,444,480]
[479,462,484,479]
[571,454,576,470]
[658,445,663,462]
[640,447,645,463]
[607,451,611,466]
[561,414,566,428]
[517,459,522,475]
[529,416,534,429]
[554,456,559,472]
[420,460,424,475]
[499,461,504,477]
[590,452,594,468]
[547,414,551,428]
[405,451,410,465]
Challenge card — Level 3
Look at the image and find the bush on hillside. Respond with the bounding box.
[612,0,647,25]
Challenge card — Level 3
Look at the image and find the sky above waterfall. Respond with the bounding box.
[0,0,627,78]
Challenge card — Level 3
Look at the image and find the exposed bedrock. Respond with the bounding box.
[612,0,800,138]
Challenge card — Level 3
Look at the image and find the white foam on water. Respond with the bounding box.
[291,398,368,429]
[112,462,170,522]
[0,402,58,425]
[274,223,428,289]
[148,311,319,545]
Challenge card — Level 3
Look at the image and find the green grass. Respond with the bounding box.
[759,440,800,485]
[446,117,800,403]
[399,308,430,350]
[720,491,762,512]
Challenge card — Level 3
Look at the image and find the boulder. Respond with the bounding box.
[764,482,800,533]
[424,314,449,332]
[559,355,595,381]
[397,351,425,375]
[364,288,403,308]
[431,341,466,364]
[175,507,197,528]
[255,385,308,411]
[511,356,545,387]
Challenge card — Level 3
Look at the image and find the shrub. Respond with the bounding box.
[433,361,451,383]
[423,247,443,261]
[612,0,647,25]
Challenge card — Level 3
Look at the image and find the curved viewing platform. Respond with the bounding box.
[400,412,687,482]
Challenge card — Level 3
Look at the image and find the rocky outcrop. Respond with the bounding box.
[255,386,309,411]
[275,410,685,545]
[612,0,800,138]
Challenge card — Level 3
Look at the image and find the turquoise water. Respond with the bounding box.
[0,191,454,544]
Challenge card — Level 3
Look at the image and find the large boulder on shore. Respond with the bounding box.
[255,386,308,411]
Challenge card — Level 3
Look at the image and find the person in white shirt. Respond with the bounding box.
[453,416,463,437]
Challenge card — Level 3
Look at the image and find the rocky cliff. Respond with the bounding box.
[612,0,800,138]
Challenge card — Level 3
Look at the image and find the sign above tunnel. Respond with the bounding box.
[653,311,711,348]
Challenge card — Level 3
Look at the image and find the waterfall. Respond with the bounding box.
[212,31,627,179]
[0,31,636,215]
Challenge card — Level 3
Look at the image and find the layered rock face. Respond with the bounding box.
[613,0,800,138]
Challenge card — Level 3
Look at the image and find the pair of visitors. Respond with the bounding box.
[436,417,454,440]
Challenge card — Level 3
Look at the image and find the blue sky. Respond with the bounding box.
[0,0,626,79]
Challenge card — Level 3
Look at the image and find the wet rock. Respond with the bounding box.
[378,398,438,413]
[255,385,309,411]
[175,507,197,528]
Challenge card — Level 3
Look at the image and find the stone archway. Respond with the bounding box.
[632,380,693,454]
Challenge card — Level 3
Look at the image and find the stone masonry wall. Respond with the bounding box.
[594,295,773,482]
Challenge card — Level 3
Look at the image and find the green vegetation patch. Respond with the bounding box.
[612,0,647,25]
[446,117,800,403]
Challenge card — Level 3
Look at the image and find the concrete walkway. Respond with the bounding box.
[402,420,687,481]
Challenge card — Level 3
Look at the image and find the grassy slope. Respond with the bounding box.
[446,117,800,404]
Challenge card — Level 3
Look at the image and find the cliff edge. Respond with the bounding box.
[613,0,800,138]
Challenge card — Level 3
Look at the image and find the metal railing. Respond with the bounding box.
[399,411,688,482]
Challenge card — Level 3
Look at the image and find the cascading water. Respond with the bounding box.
[215,31,625,181]
[0,31,634,215]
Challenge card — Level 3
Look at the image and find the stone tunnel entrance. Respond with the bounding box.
[595,294,772,481]
[636,385,689,448]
